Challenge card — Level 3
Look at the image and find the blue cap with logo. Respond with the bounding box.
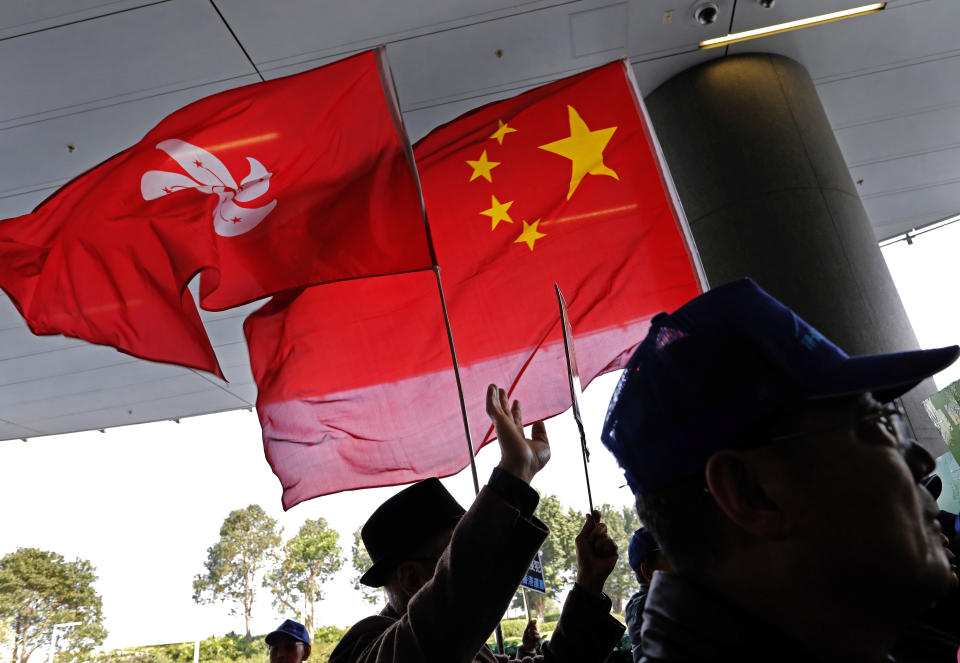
[265,619,310,646]
[628,528,661,572]
[601,278,959,496]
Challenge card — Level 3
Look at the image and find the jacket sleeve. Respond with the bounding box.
[537,585,626,663]
[334,474,549,663]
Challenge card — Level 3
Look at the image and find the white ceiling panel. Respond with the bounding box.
[0,360,184,409]
[0,423,43,439]
[0,343,138,387]
[850,145,960,198]
[19,387,248,436]
[0,325,83,361]
[0,187,57,221]
[817,54,960,129]
[863,181,960,237]
[388,1,624,111]
[0,0,161,40]
[0,0,253,125]
[836,106,960,167]
[216,0,562,69]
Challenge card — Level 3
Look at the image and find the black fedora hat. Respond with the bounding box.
[359,478,465,587]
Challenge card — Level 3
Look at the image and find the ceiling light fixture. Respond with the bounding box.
[699,3,886,49]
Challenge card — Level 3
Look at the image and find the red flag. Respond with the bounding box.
[0,50,431,375]
[246,60,701,507]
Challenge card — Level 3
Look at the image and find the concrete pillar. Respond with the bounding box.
[646,53,944,453]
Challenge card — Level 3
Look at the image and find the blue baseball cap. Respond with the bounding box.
[265,619,310,646]
[602,278,959,496]
[628,528,661,572]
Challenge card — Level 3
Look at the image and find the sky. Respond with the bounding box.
[3,220,960,651]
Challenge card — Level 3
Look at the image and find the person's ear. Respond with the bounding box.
[638,560,656,585]
[705,449,790,540]
[301,644,310,661]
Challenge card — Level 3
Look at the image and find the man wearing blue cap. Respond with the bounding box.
[330,385,625,663]
[623,529,672,663]
[601,279,959,662]
[265,620,310,663]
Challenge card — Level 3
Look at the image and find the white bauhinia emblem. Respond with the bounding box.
[140,139,277,237]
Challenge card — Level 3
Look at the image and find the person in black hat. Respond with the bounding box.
[623,529,672,663]
[265,619,310,663]
[600,278,960,663]
[329,384,625,663]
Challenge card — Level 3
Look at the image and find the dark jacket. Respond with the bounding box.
[329,470,624,663]
[624,586,647,663]
[639,572,810,663]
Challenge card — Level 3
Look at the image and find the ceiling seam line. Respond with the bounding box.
[207,0,264,83]
[0,0,173,44]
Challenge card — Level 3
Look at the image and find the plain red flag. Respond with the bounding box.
[246,60,701,507]
[0,49,431,375]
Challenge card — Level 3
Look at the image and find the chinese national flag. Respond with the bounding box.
[247,60,701,508]
[0,50,431,375]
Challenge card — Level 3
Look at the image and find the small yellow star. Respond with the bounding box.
[514,219,546,251]
[539,105,618,200]
[466,149,500,182]
[480,195,514,230]
[489,120,517,145]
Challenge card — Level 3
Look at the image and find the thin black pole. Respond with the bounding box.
[555,285,594,513]
[432,268,480,494]
[433,266,504,653]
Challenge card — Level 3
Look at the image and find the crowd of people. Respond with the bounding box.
[262,279,960,662]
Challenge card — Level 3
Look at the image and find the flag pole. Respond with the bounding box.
[432,266,482,495]
[435,267,506,656]
[555,285,594,513]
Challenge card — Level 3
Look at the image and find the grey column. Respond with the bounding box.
[646,53,944,453]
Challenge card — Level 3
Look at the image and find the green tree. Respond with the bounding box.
[349,530,380,605]
[192,505,281,639]
[532,495,582,619]
[0,548,107,663]
[264,518,343,633]
[598,504,640,612]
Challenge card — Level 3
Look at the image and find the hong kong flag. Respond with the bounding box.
[0,49,431,376]
[246,60,702,507]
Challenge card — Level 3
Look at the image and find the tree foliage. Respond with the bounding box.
[349,530,381,605]
[0,548,107,663]
[598,503,641,613]
[531,496,582,618]
[192,505,281,638]
[263,519,343,633]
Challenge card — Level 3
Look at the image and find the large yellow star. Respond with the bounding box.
[489,120,517,145]
[538,105,619,200]
[466,149,500,182]
[480,195,514,230]
[515,219,546,251]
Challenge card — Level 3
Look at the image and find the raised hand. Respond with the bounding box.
[485,384,550,484]
[575,510,619,596]
[520,618,541,654]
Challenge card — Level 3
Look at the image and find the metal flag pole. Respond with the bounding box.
[432,266,481,495]
[433,266,507,654]
[555,284,594,513]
